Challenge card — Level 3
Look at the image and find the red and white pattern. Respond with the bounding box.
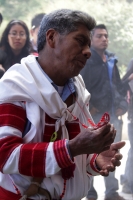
[0,55,100,200]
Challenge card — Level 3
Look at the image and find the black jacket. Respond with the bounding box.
[122,58,133,122]
[80,48,128,116]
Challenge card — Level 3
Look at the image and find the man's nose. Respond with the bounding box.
[82,45,91,59]
[102,35,107,40]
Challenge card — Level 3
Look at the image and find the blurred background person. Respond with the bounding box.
[120,58,133,195]
[0,13,3,26]
[81,24,128,200]
[30,13,45,55]
[0,12,5,78]
[0,19,30,71]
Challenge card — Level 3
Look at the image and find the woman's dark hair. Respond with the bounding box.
[0,19,30,64]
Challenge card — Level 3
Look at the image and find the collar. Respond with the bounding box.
[36,58,75,101]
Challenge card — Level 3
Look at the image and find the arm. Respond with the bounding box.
[113,64,129,97]
[0,102,74,177]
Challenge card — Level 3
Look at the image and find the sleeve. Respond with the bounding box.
[86,154,100,176]
[0,102,74,178]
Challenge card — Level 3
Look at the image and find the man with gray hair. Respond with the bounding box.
[0,9,125,200]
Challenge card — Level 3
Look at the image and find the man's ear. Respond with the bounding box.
[46,29,58,48]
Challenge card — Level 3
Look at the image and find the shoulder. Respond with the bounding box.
[106,50,118,63]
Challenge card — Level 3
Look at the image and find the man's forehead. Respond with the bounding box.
[93,28,108,35]
[73,25,91,38]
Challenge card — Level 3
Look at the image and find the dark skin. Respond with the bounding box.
[69,123,115,156]
[97,142,124,176]
[38,25,91,86]
[38,26,125,172]
[22,26,126,199]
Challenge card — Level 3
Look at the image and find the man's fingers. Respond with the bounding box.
[102,145,111,152]
[103,128,116,147]
[111,141,126,151]
[114,153,123,160]
[97,123,111,136]
[99,169,109,176]
[106,164,115,172]
[111,158,121,167]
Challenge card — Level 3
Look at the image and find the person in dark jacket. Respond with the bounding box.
[0,13,3,26]
[81,24,128,200]
[0,19,31,71]
[120,58,133,195]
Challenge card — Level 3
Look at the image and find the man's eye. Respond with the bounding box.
[77,39,84,45]
[97,35,102,38]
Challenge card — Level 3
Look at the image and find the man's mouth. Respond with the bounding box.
[78,60,86,66]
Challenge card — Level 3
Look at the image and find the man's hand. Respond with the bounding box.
[69,123,116,157]
[96,141,125,176]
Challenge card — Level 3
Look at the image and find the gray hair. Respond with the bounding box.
[37,9,96,52]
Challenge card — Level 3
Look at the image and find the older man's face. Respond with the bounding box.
[53,25,91,79]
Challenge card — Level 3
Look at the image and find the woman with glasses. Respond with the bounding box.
[0,19,31,71]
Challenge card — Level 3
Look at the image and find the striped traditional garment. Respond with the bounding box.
[0,55,100,200]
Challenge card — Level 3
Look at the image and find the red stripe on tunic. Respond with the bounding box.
[44,114,56,142]
[89,154,99,173]
[44,115,81,169]
[0,136,22,171]
[66,120,80,139]
[45,114,56,124]
[0,186,33,200]
[0,103,26,132]
[53,140,72,168]
[44,114,80,142]
[19,142,49,177]
[44,125,55,142]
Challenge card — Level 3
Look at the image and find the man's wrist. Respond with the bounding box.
[66,139,73,159]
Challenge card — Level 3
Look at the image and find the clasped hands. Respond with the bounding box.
[69,123,125,176]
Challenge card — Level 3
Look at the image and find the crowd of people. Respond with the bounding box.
[0,13,44,76]
[0,9,132,200]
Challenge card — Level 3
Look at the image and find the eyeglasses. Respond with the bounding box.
[8,32,27,39]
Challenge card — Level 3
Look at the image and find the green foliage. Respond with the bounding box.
[0,0,133,76]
